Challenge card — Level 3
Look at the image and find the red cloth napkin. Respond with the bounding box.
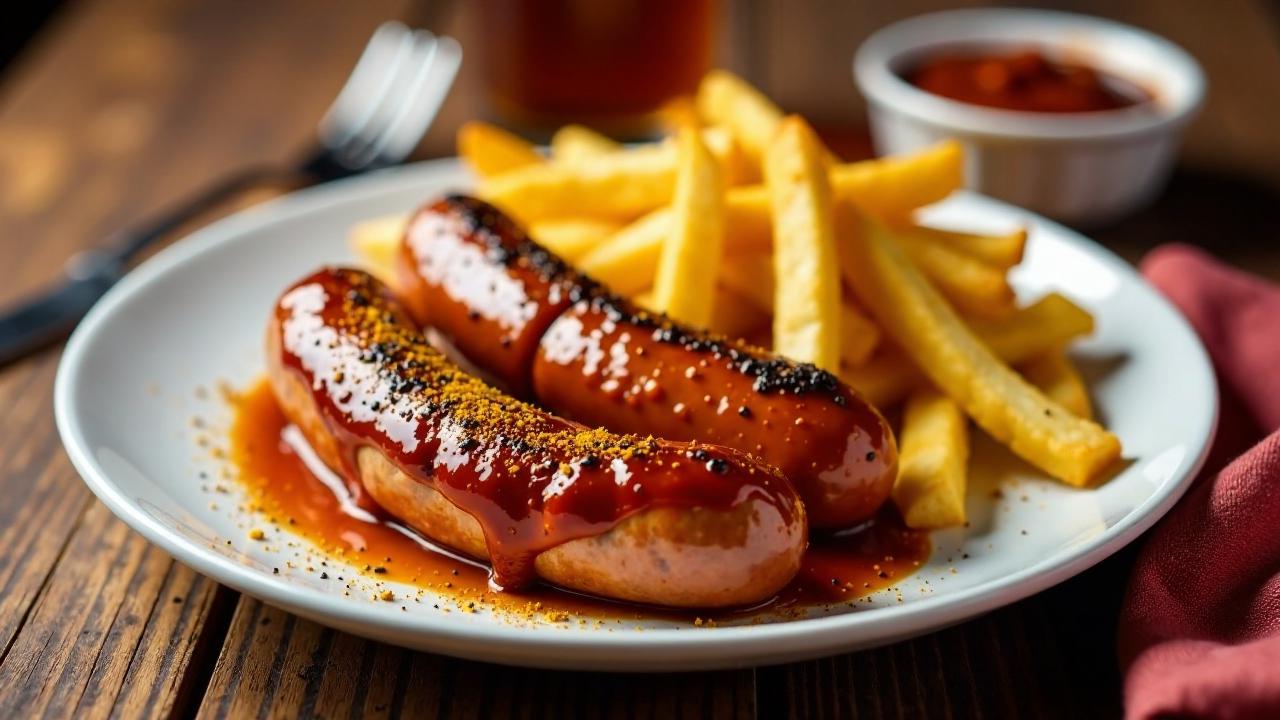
[1120,244,1280,719]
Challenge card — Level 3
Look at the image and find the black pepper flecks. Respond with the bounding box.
[440,195,851,405]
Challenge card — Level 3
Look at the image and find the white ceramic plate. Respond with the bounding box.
[55,159,1216,671]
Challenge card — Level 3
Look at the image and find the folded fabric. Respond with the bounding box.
[1120,244,1280,719]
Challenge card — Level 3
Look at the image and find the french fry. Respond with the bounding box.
[696,69,783,175]
[839,211,1121,487]
[719,251,881,365]
[479,145,674,222]
[348,214,408,283]
[705,143,968,244]
[765,116,842,371]
[698,126,749,186]
[839,301,882,368]
[831,140,964,221]
[547,141,959,268]
[912,225,1027,270]
[717,250,776,312]
[894,387,969,529]
[651,129,726,326]
[457,121,543,178]
[576,187,773,295]
[969,293,1095,361]
[576,207,669,295]
[895,230,1017,319]
[549,125,736,169]
[716,220,1026,329]
[527,218,621,262]
[840,349,919,408]
[1021,350,1094,420]
[841,293,1095,407]
[550,124,622,163]
[479,135,739,222]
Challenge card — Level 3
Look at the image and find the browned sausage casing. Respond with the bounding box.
[267,267,806,607]
[398,196,898,529]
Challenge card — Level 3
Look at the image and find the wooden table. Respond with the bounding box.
[1,1,1277,717]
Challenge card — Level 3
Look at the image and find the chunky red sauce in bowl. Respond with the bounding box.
[854,8,1205,224]
[904,49,1150,114]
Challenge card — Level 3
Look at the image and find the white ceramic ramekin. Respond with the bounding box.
[854,9,1205,226]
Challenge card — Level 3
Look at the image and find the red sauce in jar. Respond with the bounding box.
[227,380,931,622]
[905,49,1149,113]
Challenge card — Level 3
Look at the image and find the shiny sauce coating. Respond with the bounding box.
[535,302,895,527]
[396,197,586,397]
[399,196,898,529]
[274,268,796,589]
[229,380,931,619]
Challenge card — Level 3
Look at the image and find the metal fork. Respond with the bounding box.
[0,21,461,366]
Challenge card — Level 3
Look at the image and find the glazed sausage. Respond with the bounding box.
[267,267,806,607]
[397,195,898,528]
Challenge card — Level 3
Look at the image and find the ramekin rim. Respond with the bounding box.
[853,8,1206,141]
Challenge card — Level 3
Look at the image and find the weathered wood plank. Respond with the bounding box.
[756,550,1133,719]
[0,0,1277,717]
[198,598,756,720]
[0,0,403,717]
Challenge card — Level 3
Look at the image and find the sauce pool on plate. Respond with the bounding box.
[905,49,1150,113]
[227,380,930,622]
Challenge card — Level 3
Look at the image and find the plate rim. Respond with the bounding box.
[53,157,1219,667]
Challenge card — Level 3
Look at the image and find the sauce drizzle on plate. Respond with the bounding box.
[228,380,931,622]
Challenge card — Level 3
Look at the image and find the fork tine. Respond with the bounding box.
[317,21,414,151]
[361,33,462,166]
[336,30,440,168]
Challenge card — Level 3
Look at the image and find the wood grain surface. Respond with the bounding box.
[0,0,1277,717]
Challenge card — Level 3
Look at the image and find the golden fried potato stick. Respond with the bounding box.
[765,116,843,371]
[695,69,783,174]
[969,293,1095,361]
[717,250,775,312]
[839,213,1121,487]
[839,301,882,368]
[457,122,543,178]
[479,145,676,222]
[652,129,727,326]
[842,293,1097,408]
[550,124,622,163]
[577,187,773,295]
[894,387,970,528]
[348,214,408,283]
[909,224,1027,270]
[479,132,740,222]
[731,142,965,225]
[493,137,958,230]
[717,251,881,366]
[1021,350,1094,420]
[527,218,621,262]
[830,140,963,221]
[839,349,919,408]
[895,230,1017,320]
[576,207,670,295]
[696,68,964,207]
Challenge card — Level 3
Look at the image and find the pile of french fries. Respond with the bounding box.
[350,70,1122,530]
